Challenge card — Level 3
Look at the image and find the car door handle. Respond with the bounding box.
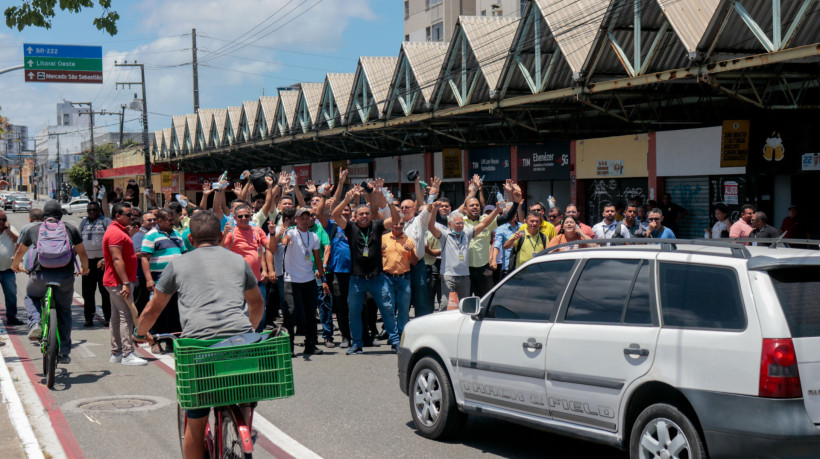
[523,339,543,350]
[623,347,649,357]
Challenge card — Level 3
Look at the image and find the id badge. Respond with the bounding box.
[362,247,370,257]
[458,252,465,261]
[305,251,311,261]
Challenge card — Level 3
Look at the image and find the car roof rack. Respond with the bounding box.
[538,238,820,260]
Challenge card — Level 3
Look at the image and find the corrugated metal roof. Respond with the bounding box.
[460,16,520,92]
[326,73,355,120]
[259,96,278,133]
[242,100,260,138]
[360,56,399,113]
[227,106,242,142]
[197,109,217,146]
[172,115,187,152]
[277,89,300,131]
[185,114,198,149]
[299,82,324,125]
[153,130,164,156]
[540,0,609,76]
[162,128,173,155]
[212,109,228,145]
[402,41,450,104]
[657,0,720,54]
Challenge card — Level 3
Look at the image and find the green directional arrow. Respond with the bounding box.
[24,57,102,72]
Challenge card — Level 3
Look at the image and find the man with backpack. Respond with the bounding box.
[504,213,548,270]
[592,202,632,244]
[11,200,90,363]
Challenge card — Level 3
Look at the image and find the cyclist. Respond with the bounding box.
[11,200,90,362]
[134,210,263,459]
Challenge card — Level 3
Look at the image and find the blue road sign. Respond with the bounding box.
[23,43,102,59]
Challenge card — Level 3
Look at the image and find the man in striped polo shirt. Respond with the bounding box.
[140,208,186,339]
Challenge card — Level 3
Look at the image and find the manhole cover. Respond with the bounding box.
[63,395,171,413]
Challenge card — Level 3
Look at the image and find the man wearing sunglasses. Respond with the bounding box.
[646,208,676,239]
[132,211,157,315]
[223,204,271,333]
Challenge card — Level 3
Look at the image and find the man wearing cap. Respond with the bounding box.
[12,201,90,363]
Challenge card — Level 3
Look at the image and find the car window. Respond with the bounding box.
[486,260,575,321]
[659,262,745,330]
[768,267,820,338]
[623,262,652,324]
[565,259,643,324]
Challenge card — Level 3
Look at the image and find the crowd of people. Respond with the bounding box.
[0,173,810,363]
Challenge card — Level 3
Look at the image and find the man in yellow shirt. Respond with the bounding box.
[505,213,548,269]
[517,201,557,240]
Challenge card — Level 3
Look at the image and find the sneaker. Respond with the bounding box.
[339,338,350,349]
[6,317,24,326]
[391,344,399,354]
[121,352,148,366]
[83,321,94,327]
[346,346,363,355]
[304,347,324,355]
[109,354,122,363]
[324,339,336,349]
[58,354,71,364]
[27,324,42,341]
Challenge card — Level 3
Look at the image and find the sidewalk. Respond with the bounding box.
[0,337,35,458]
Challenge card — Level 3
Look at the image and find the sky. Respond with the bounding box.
[0,0,403,146]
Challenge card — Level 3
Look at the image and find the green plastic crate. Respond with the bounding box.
[173,332,294,409]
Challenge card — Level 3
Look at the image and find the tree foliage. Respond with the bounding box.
[0,106,9,138]
[67,142,116,192]
[5,1,119,36]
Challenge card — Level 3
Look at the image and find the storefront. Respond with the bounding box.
[657,125,746,239]
[466,146,511,205]
[433,148,465,207]
[374,155,400,197]
[576,134,649,226]
[516,143,571,210]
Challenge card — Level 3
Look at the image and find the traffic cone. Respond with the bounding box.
[447,291,459,311]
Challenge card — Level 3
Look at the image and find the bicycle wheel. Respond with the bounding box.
[43,306,58,389]
[220,409,251,459]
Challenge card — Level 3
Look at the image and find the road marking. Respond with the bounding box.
[140,345,320,458]
[0,323,46,459]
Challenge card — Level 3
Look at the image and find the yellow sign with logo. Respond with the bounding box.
[442,149,462,179]
[720,120,750,167]
[161,171,173,188]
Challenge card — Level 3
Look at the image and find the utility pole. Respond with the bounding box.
[119,104,126,147]
[115,60,151,195]
[46,132,67,201]
[192,28,200,113]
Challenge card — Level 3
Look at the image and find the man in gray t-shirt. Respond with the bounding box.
[135,211,263,340]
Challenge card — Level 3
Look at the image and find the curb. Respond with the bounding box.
[0,323,45,459]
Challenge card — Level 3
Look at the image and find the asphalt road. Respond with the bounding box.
[1,208,627,458]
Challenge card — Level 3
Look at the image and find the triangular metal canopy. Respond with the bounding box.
[346,56,398,124]
[259,96,278,138]
[293,82,323,133]
[317,73,354,129]
[385,41,449,118]
[432,16,519,109]
[274,88,300,136]
[227,106,242,145]
[542,0,609,80]
[197,109,217,149]
[242,100,261,140]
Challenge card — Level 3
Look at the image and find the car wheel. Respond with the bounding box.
[408,356,465,439]
[630,403,705,459]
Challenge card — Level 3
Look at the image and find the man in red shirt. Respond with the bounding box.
[223,204,272,332]
[103,202,147,366]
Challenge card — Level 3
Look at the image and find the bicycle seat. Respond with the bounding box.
[45,282,61,288]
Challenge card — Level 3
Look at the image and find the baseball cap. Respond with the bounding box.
[483,205,495,213]
[43,200,63,219]
[294,207,311,217]
[788,204,797,210]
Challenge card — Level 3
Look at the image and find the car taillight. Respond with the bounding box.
[759,338,802,398]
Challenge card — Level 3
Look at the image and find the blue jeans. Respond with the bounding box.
[386,274,412,334]
[410,260,431,317]
[347,274,398,348]
[317,282,333,341]
[0,269,18,319]
[24,271,75,355]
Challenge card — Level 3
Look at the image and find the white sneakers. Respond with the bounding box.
[111,352,148,366]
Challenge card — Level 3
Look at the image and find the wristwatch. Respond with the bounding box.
[133,327,147,340]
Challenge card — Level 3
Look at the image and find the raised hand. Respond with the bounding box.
[123,188,134,201]
[278,171,290,187]
[202,181,213,195]
[264,175,274,186]
[339,168,348,182]
[232,182,242,195]
[163,188,172,203]
[429,176,441,196]
[305,180,317,194]
[373,178,385,189]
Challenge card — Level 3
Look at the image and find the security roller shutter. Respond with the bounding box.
[665,176,709,239]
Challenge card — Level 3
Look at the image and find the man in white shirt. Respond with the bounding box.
[398,175,440,317]
[0,210,21,325]
[592,203,631,243]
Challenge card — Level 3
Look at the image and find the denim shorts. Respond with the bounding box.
[186,407,210,419]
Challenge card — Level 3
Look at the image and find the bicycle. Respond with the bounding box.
[153,327,293,458]
[40,282,61,389]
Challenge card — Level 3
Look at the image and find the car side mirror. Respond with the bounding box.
[459,296,484,319]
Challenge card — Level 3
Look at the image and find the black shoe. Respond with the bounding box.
[303,347,324,355]
[391,344,398,354]
[58,354,71,364]
[83,321,94,327]
[376,330,388,340]
[363,339,375,347]
[5,317,24,326]
[104,321,110,328]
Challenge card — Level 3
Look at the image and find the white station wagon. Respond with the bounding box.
[398,240,820,458]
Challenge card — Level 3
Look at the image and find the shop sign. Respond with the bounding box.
[161,171,173,188]
[720,120,750,167]
[347,162,370,179]
[803,153,820,171]
[517,143,570,180]
[293,165,311,185]
[467,147,510,181]
[723,181,739,204]
[442,148,462,179]
[596,160,624,177]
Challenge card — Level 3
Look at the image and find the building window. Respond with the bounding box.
[426,26,431,42]
[426,0,442,8]
[431,21,443,41]
[62,114,69,125]
[405,34,410,42]
[481,10,486,16]
[404,1,410,19]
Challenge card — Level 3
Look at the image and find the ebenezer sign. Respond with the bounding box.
[517,143,570,180]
